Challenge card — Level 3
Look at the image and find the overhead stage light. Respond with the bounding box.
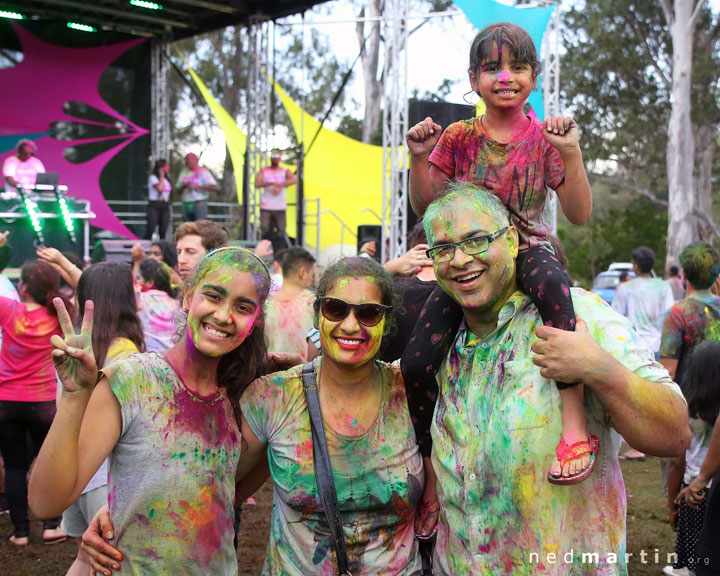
[0,10,24,19]
[67,22,97,32]
[129,0,164,9]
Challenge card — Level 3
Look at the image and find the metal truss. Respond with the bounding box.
[541,6,562,233]
[245,15,271,241]
[381,0,410,261]
[150,39,170,163]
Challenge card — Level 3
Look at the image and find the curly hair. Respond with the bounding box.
[313,256,399,345]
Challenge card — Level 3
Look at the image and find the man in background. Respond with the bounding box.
[264,247,316,359]
[254,150,296,245]
[175,220,228,281]
[2,139,45,198]
[176,153,218,222]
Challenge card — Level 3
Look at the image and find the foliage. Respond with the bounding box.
[559,185,668,288]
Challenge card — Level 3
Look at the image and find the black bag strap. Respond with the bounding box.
[301,362,352,576]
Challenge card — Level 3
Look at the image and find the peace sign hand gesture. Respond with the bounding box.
[50,298,98,394]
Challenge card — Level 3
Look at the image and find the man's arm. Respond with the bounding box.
[284,169,297,187]
[660,357,678,381]
[532,317,690,457]
[254,168,267,188]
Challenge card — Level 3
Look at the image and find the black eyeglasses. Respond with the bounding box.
[318,297,390,327]
[426,227,509,263]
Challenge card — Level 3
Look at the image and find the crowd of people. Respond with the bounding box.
[0,20,717,576]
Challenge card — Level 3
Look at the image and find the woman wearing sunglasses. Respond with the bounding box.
[80,256,433,575]
[235,256,426,574]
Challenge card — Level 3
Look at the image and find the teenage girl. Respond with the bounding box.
[404,22,594,485]
[29,247,271,575]
[668,340,720,575]
[62,262,145,575]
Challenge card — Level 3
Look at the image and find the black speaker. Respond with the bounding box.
[408,99,475,136]
[92,239,151,264]
[357,225,382,262]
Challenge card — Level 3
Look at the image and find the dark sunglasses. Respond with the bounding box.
[318,297,390,327]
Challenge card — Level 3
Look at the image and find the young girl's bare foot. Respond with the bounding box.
[548,384,598,484]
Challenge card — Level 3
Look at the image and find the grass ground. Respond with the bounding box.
[0,459,675,575]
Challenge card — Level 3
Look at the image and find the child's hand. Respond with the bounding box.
[541,115,580,152]
[50,298,98,394]
[406,117,442,158]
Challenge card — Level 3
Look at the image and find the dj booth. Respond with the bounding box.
[0,181,95,267]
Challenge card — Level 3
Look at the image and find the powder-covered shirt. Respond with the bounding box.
[147,174,171,202]
[176,167,216,204]
[659,291,720,387]
[258,166,291,211]
[0,297,61,402]
[264,289,315,359]
[137,289,179,352]
[612,277,675,353]
[432,289,681,576]
[2,155,46,194]
[429,116,565,250]
[83,338,141,495]
[103,352,240,575]
[240,361,424,576]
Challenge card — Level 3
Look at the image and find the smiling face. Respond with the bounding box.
[428,196,519,328]
[183,267,260,358]
[318,276,386,369]
[469,44,536,113]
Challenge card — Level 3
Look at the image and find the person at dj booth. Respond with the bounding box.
[2,139,46,199]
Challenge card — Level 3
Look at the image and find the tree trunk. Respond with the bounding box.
[665,0,700,265]
[694,122,716,242]
[357,0,383,143]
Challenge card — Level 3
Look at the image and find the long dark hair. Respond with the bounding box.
[77,262,145,368]
[684,340,720,425]
[151,240,178,269]
[139,258,176,297]
[184,247,271,404]
[152,159,168,179]
[21,260,73,318]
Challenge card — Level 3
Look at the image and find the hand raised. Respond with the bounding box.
[36,245,64,265]
[50,298,97,394]
[541,115,580,152]
[406,117,442,158]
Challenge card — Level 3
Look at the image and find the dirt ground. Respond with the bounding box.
[0,459,677,575]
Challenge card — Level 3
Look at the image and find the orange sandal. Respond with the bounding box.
[547,434,599,486]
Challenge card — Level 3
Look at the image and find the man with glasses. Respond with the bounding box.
[423,182,689,575]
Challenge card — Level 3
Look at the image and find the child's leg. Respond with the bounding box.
[673,483,708,571]
[401,284,464,458]
[516,247,592,481]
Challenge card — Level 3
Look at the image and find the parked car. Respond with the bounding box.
[591,270,636,304]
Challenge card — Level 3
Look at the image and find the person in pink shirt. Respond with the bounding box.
[0,258,73,545]
[254,150,296,243]
[2,139,46,198]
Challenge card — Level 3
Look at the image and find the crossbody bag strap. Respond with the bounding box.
[301,362,352,576]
